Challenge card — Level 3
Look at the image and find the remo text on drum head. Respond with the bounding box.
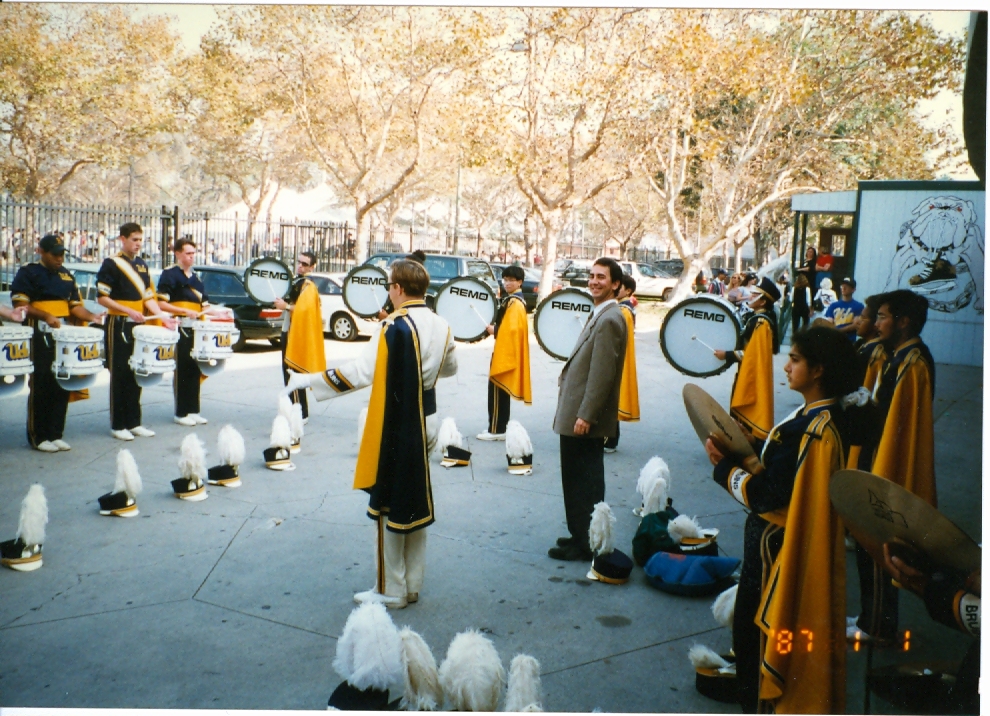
[660,296,741,377]
[533,288,594,360]
[243,258,292,305]
[433,276,497,343]
[682,383,756,460]
[342,265,390,319]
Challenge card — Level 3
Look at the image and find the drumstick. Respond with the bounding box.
[470,304,489,326]
[691,335,719,353]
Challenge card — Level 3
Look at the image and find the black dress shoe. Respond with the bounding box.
[548,544,594,561]
[556,536,576,547]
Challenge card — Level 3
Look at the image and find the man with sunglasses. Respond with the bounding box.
[274,251,325,420]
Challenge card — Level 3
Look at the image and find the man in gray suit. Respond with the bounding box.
[549,257,627,561]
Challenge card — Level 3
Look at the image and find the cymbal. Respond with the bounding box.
[829,470,980,577]
[682,384,756,459]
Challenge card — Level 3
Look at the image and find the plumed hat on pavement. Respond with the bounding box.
[504,654,543,712]
[439,630,506,711]
[688,644,738,704]
[667,514,719,556]
[399,626,443,711]
[1,484,47,572]
[172,433,208,501]
[505,420,533,475]
[712,584,738,629]
[208,424,244,487]
[264,414,294,471]
[635,456,670,516]
[587,502,633,584]
[98,449,142,517]
[328,603,404,710]
[438,417,471,468]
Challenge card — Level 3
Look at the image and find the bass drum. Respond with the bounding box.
[432,276,497,343]
[660,295,741,378]
[342,265,390,319]
[243,257,292,306]
[533,288,594,360]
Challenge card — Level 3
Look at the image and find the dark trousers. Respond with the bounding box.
[280,334,308,419]
[855,541,900,639]
[26,329,70,446]
[559,434,605,550]
[106,316,142,431]
[733,566,763,714]
[791,308,810,335]
[604,422,620,449]
[487,380,510,434]
[173,327,201,417]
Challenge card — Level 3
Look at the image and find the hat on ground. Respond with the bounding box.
[264,414,294,470]
[505,654,543,712]
[208,424,244,487]
[643,552,739,597]
[172,433,208,501]
[587,502,633,585]
[398,626,443,711]
[438,417,471,468]
[98,449,142,517]
[39,233,66,255]
[752,276,781,304]
[667,514,719,556]
[505,420,533,475]
[689,644,738,703]
[634,456,670,516]
[1,484,47,572]
[329,603,404,710]
[438,630,506,712]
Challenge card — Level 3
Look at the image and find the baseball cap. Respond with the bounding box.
[840,277,856,288]
[39,234,66,255]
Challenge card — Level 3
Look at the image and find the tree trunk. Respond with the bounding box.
[355,200,371,263]
[537,208,565,300]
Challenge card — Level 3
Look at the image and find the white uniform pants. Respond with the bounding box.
[376,516,427,598]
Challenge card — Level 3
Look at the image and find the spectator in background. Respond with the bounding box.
[824,278,864,341]
[725,273,745,309]
[815,246,834,290]
[708,268,727,296]
[790,273,812,334]
[813,277,837,317]
[796,246,817,290]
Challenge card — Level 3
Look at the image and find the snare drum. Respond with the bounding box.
[0,325,33,398]
[432,276,497,343]
[533,288,594,360]
[189,320,239,377]
[129,325,179,388]
[660,296,741,377]
[51,326,104,392]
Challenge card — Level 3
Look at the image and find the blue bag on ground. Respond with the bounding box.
[643,551,740,596]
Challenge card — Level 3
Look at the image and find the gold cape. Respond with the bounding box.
[489,296,532,404]
[617,304,639,421]
[871,340,936,507]
[284,280,326,374]
[757,409,846,714]
[354,329,390,491]
[731,316,775,440]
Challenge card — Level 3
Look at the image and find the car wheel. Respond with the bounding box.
[268,336,282,348]
[331,313,357,341]
[662,288,673,302]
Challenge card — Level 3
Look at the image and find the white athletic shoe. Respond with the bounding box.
[190,414,208,424]
[111,429,135,441]
[475,431,506,441]
[353,589,407,609]
[604,446,617,454]
[130,426,156,437]
[173,415,197,426]
[35,441,59,453]
[52,439,71,451]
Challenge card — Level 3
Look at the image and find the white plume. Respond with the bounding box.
[357,406,368,444]
[688,644,729,670]
[642,477,669,516]
[399,627,442,711]
[114,449,143,498]
[278,393,293,420]
[17,484,48,546]
[439,630,505,712]
[217,424,245,466]
[178,433,207,482]
[505,421,532,460]
[333,603,404,691]
[667,515,704,544]
[712,584,738,629]
[270,415,291,449]
[636,457,670,498]
[504,654,542,712]
[289,403,305,441]
[437,417,463,452]
[588,501,616,556]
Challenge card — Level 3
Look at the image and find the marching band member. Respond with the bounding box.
[477,265,531,441]
[96,223,177,441]
[274,250,324,421]
[705,327,870,714]
[11,234,105,452]
[714,276,780,441]
[604,274,639,453]
[157,238,231,426]
[285,259,457,608]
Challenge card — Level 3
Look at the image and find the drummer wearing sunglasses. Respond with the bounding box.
[274,251,325,420]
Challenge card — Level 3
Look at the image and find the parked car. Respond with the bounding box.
[363,253,500,307]
[560,260,593,288]
[651,259,710,293]
[490,264,555,312]
[308,272,378,341]
[618,261,678,301]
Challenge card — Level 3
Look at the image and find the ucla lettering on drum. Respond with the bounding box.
[5,341,30,361]
[75,343,101,362]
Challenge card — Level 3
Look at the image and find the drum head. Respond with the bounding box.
[533,288,594,360]
[342,265,390,319]
[433,276,497,343]
[243,258,293,305]
[660,296,741,377]
[682,384,756,459]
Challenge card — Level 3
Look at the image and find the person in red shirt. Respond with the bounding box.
[815,247,834,290]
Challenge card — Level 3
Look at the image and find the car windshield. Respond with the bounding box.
[638,264,657,277]
[200,271,249,299]
[524,268,542,281]
[310,276,342,295]
[423,256,458,280]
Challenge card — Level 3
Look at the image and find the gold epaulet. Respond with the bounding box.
[804,411,831,439]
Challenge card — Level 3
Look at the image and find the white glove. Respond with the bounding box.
[284,371,313,395]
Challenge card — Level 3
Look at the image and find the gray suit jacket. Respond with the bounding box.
[552,301,627,438]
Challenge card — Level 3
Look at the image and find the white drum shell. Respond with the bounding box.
[659,296,741,378]
[433,277,497,343]
[342,265,390,318]
[129,326,179,387]
[0,326,33,398]
[49,326,104,391]
[533,288,594,360]
[190,321,238,377]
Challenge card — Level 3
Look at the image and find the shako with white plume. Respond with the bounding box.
[208,424,244,487]
[586,501,633,584]
[1,484,48,571]
[98,449,143,517]
[505,421,533,475]
[171,433,208,501]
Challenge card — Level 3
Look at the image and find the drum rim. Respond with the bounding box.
[51,326,104,339]
[433,275,497,343]
[659,295,741,378]
[342,264,390,319]
[0,326,34,337]
[131,325,179,341]
[533,287,593,361]
[242,257,292,306]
